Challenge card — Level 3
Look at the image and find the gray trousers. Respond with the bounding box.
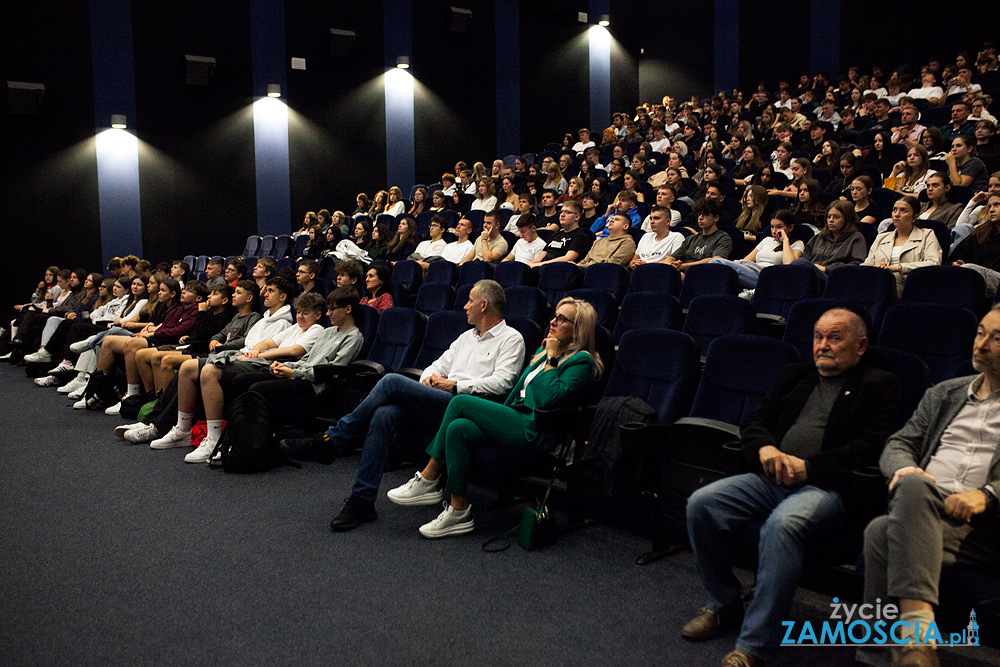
[857,473,1000,666]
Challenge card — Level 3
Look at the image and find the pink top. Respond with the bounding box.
[360,292,394,312]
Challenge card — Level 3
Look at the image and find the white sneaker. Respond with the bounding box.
[387,472,444,506]
[69,339,92,354]
[104,402,121,416]
[150,427,192,450]
[59,375,89,394]
[124,423,160,444]
[114,422,144,439]
[73,396,101,410]
[50,361,74,374]
[418,502,475,538]
[34,375,59,387]
[67,386,86,400]
[184,435,217,463]
[24,349,52,363]
[0,352,11,361]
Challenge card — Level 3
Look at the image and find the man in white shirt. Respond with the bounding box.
[571,128,596,155]
[649,121,671,153]
[440,173,457,196]
[409,216,447,262]
[436,217,474,266]
[641,186,683,231]
[461,169,477,195]
[502,215,547,264]
[815,99,842,131]
[284,280,525,532]
[907,71,945,105]
[631,206,685,268]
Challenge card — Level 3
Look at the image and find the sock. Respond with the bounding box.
[206,419,223,442]
[900,609,936,644]
[125,383,141,398]
[176,411,194,433]
[61,359,71,366]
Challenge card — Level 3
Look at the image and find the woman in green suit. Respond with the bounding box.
[387,297,604,539]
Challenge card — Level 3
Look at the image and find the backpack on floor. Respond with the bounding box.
[83,370,121,410]
[212,391,286,473]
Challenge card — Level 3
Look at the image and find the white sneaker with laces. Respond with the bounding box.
[418,502,475,538]
[58,375,89,394]
[24,349,52,364]
[34,375,59,387]
[387,472,444,506]
[69,339,92,354]
[150,427,192,450]
[73,396,101,410]
[184,435,217,463]
[68,386,86,400]
[50,361,74,374]
[124,423,160,444]
[104,402,121,416]
[114,423,144,439]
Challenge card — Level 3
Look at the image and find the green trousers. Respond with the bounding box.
[425,394,539,496]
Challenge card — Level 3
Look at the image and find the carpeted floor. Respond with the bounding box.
[2,364,998,666]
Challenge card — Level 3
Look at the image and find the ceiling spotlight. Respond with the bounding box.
[267,84,281,98]
[111,114,127,129]
[598,14,610,27]
[396,56,410,70]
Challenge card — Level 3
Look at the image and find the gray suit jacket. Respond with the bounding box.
[880,375,1000,500]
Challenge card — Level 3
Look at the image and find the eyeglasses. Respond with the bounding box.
[551,314,575,326]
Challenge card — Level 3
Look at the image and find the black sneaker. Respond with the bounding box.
[330,496,377,532]
[277,432,336,464]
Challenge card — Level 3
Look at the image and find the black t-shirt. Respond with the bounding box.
[543,227,593,261]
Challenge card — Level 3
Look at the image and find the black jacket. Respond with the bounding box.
[740,362,901,492]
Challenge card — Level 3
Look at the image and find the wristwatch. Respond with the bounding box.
[546,356,559,366]
[980,486,998,512]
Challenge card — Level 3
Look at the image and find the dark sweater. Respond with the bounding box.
[950,230,1000,271]
[149,304,199,344]
[185,306,237,354]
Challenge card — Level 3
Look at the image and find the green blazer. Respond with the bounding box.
[504,349,596,449]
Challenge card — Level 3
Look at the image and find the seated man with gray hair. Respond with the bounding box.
[279,280,525,532]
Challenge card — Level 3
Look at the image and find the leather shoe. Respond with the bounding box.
[720,648,764,667]
[278,433,336,464]
[330,496,377,532]
[682,603,743,641]
[896,645,939,667]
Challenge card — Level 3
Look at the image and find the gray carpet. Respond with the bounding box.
[2,364,998,666]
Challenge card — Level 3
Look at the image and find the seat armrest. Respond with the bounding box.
[348,360,386,375]
[312,364,351,385]
[395,367,423,382]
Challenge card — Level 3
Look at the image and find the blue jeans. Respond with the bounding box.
[329,373,453,501]
[708,258,763,290]
[687,473,846,663]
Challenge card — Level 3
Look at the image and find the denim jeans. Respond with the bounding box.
[687,472,846,663]
[330,373,453,501]
[708,258,763,290]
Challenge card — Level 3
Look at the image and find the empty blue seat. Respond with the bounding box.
[863,346,931,422]
[605,329,700,424]
[292,234,309,258]
[682,295,754,357]
[824,265,897,338]
[365,307,427,372]
[879,303,978,385]
[753,264,823,323]
[679,263,739,310]
[506,318,543,367]
[583,263,631,302]
[453,283,474,312]
[567,288,618,331]
[414,283,456,315]
[493,260,537,288]
[241,236,261,258]
[504,286,549,328]
[353,305,380,360]
[407,310,470,370]
[258,235,277,258]
[628,262,682,297]
[613,292,681,344]
[457,260,494,287]
[537,263,584,306]
[424,260,458,286]
[390,260,423,308]
[900,265,986,315]
[274,235,292,258]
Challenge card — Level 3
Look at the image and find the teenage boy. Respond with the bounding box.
[204,259,226,289]
[529,200,593,267]
[665,199,733,274]
[334,260,364,291]
[592,191,642,238]
[537,189,561,230]
[502,215,547,265]
[119,279,292,445]
[460,212,508,264]
[439,218,474,264]
[170,260,190,288]
[296,260,324,296]
[150,290,324,462]
[410,216,448,262]
[224,258,247,287]
[131,283,236,393]
[505,194,535,232]
[631,206,685,268]
[252,258,277,293]
[578,213,637,267]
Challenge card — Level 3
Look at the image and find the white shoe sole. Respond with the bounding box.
[149,436,191,450]
[387,489,444,507]
[114,424,143,439]
[419,518,475,539]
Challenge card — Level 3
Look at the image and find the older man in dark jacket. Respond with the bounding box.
[682,308,902,667]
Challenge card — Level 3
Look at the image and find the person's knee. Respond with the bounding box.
[687,485,717,521]
[864,515,889,557]
[893,471,936,499]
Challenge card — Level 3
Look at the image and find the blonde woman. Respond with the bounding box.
[470,177,498,212]
[386,296,602,538]
[734,184,768,243]
[543,162,569,195]
[384,186,406,216]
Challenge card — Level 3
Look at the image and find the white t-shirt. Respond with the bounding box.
[510,237,547,264]
[635,231,685,263]
[384,201,406,216]
[752,236,805,268]
[650,137,671,153]
[414,238,447,259]
[640,209,681,232]
[441,240,473,264]
[270,322,325,353]
[571,141,595,153]
[470,196,497,212]
[664,122,680,135]
[907,86,943,101]
[504,213,523,233]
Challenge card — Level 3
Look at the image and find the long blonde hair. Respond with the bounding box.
[734,184,767,233]
[531,297,604,379]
